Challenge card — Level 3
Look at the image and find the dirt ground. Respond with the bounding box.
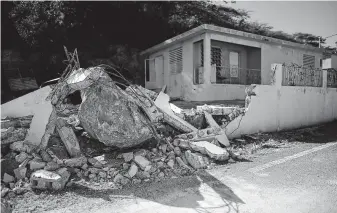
[5,120,337,213]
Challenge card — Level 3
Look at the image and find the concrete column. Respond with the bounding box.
[271,63,283,88]
[322,69,328,88]
[203,33,211,84]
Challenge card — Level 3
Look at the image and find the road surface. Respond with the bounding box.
[41,141,337,213]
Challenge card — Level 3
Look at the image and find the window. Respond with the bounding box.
[145,58,155,82]
[169,47,183,74]
[229,52,239,78]
[211,47,222,66]
[303,54,315,68]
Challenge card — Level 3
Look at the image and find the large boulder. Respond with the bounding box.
[50,67,153,148]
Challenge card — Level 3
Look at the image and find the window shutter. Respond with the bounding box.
[303,54,315,68]
[169,47,183,74]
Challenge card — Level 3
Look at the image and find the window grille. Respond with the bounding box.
[169,47,183,74]
[211,47,222,66]
[303,54,315,68]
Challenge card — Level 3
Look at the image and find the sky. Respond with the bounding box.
[226,1,337,47]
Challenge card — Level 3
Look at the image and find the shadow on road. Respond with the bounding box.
[69,170,245,213]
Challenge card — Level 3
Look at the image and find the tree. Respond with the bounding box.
[293,33,325,47]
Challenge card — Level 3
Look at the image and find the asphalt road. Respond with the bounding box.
[48,141,337,213]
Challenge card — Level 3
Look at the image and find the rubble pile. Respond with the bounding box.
[1,48,245,199]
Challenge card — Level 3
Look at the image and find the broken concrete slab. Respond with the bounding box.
[184,150,208,169]
[134,155,150,170]
[155,92,197,133]
[30,160,46,171]
[189,141,229,161]
[1,128,28,145]
[55,117,81,157]
[1,115,33,129]
[128,163,138,178]
[63,156,87,168]
[196,105,238,116]
[3,173,15,183]
[14,167,27,180]
[30,169,69,190]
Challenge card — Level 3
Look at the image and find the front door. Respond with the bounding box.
[155,56,164,89]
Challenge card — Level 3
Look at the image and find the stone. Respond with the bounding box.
[89,174,96,179]
[144,165,152,172]
[30,169,69,190]
[120,177,130,186]
[134,156,151,170]
[151,148,158,154]
[190,141,230,161]
[158,172,165,178]
[157,161,164,169]
[15,152,29,163]
[123,163,130,170]
[132,178,141,185]
[167,151,176,161]
[1,128,28,146]
[9,141,35,154]
[160,144,167,153]
[167,159,175,169]
[178,140,190,150]
[134,149,147,157]
[98,171,107,178]
[172,139,180,147]
[88,168,100,174]
[61,68,153,148]
[40,150,53,162]
[14,167,27,179]
[29,160,46,171]
[1,187,9,198]
[13,187,28,195]
[81,164,89,170]
[136,171,150,180]
[9,183,15,189]
[44,161,60,171]
[103,167,109,172]
[122,152,133,163]
[184,150,208,169]
[3,173,15,183]
[113,173,124,183]
[64,156,87,167]
[174,147,182,156]
[176,157,193,171]
[55,118,81,157]
[128,163,138,178]
[88,158,103,168]
[7,191,16,198]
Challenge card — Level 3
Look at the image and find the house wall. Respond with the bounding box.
[225,64,337,139]
[209,33,323,85]
[323,55,337,69]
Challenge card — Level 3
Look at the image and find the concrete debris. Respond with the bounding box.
[122,152,134,162]
[184,150,209,169]
[190,141,229,161]
[1,128,28,146]
[63,156,87,167]
[128,163,138,178]
[44,161,60,171]
[15,152,29,163]
[30,169,69,190]
[29,160,47,171]
[1,115,33,129]
[56,117,81,157]
[134,155,150,170]
[3,173,15,183]
[13,167,27,180]
[9,141,36,154]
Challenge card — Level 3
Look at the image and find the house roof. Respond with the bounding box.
[140,24,324,55]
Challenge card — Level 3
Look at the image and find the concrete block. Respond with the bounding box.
[190,141,229,161]
[55,118,81,157]
[30,169,68,190]
[29,160,46,171]
[134,156,150,170]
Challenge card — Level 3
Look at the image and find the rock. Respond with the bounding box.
[122,152,134,163]
[88,168,100,174]
[88,158,103,168]
[157,161,164,169]
[55,117,81,157]
[113,173,124,183]
[13,187,28,195]
[7,191,16,198]
[167,152,175,161]
[88,173,96,180]
[167,159,175,169]
[132,178,141,185]
[9,183,15,189]
[144,165,152,172]
[64,156,87,167]
[228,158,236,163]
[123,163,130,170]
[174,147,182,156]
[136,171,150,180]
[120,177,130,186]
[178,140,190,150]
[134,156,151,170]
[3,173,15,183]
[1,128,28,145]
[30,169,69,190]
[184,150,208,169]
[160,144,167,153]
[172,139,180,147]
[62,68,153,148]
[128,163,138,178]
[176,157,193,171]
[151,148,158,154]
[29,160,46,171]
[189,141,229,161]
[15,152,29,163]
[84,171,89,177]
[1,187,9,198]
[158,172,165,178]
[9,141,35,154]
[1,198,13,213]
[40,150,53,162]
[134,149,147,157]
[13,167,27,179]
[98,171,107,178]
[81,164,89,170]
[103,167,109,172]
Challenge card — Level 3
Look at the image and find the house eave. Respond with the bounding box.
[140,24,324,56]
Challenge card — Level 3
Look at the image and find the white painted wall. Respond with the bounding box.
[1,86,53,146]
[225,65,337,139]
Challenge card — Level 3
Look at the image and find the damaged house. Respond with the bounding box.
[141,24,324,101]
